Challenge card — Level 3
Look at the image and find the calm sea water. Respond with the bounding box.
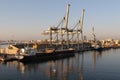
[0,49,120,80]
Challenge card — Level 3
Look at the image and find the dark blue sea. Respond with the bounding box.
[0,49,120,80]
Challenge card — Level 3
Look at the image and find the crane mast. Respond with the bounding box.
[64,4,70,48]
[79,9,85,49]
[92,27,96,42]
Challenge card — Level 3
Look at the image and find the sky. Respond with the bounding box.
[0,0,120,40]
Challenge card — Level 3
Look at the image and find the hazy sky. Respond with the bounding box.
[0,0,120,40]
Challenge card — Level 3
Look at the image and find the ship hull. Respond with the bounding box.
[17,49,75,62]
[94,47,103,51]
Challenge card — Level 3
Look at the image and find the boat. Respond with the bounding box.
[91,44,103,51]
[0,54,7,62]
[15,47,75,62]
[15,47,36,59]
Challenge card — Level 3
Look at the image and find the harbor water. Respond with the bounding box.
[0,49,120,80]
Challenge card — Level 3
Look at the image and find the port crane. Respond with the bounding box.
[69,9,85,50]
[42,4,85,51]
[42,4,70,49]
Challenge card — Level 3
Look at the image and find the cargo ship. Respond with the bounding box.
[15,47,75,62]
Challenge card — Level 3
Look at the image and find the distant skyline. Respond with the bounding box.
[0,0,120,40]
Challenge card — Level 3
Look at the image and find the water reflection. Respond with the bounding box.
[92,51,102,68]
[76,53,84,80]
[4,54,85,80]
[1,49,120,80]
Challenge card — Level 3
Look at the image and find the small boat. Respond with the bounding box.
[0,54,7,62]
[15,47,75,62]
[92,44,103,51]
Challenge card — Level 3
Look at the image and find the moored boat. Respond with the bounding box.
[91,44,103,51]
[15,47,75,62]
